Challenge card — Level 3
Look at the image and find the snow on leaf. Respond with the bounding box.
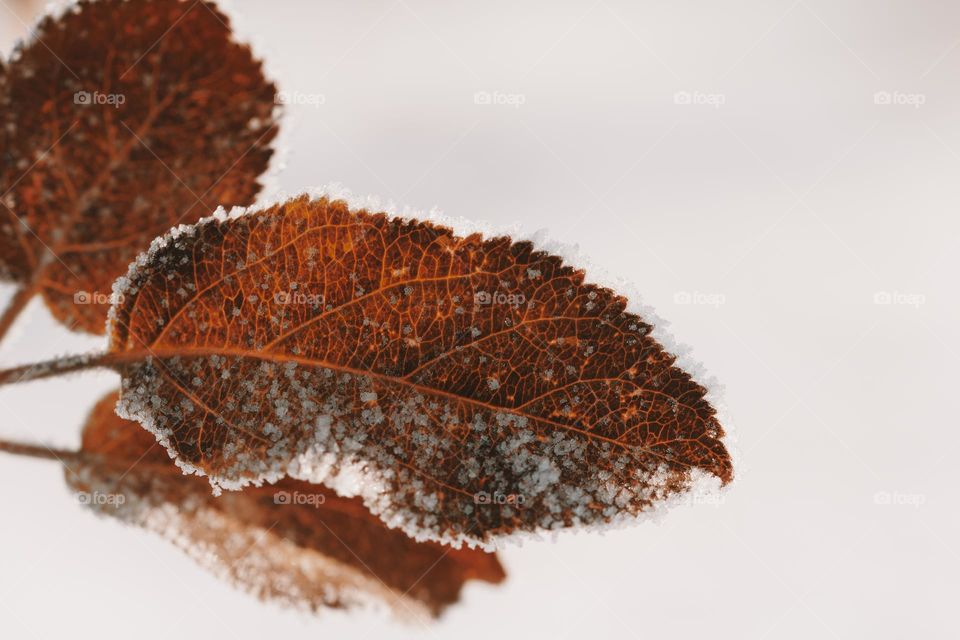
[106,194,733,549]
[68,391,505,617]
[0,0,278,333]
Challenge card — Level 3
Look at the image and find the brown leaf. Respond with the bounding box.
[0,0,278,333]
[68,391,505,617]
[0,60,24,282]
[107,194,733,548]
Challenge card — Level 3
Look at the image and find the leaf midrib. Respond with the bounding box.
[106,345,707,472]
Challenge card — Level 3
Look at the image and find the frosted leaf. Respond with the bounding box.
[107,194,733,549]
[0,0,278,334]
[69,392,505,616]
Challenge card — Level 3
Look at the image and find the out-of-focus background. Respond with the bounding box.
[1,1,957,638]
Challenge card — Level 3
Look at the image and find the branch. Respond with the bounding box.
[0,284,37,347]
[0,437,82,464]
[0,351,113,386]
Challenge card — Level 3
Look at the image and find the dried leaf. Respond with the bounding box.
[0,0,278,333]
[107,194,733,548]
[68,391,505,617]
[0,60,24,282]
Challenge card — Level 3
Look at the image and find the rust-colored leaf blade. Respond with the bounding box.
[0,0,278,333]
[108,194,733,548]
[0,59,27,282]
[68,391,505,617]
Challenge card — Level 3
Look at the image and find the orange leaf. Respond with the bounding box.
[69,391,505,617]
[0,0,278,333]
[107,194,733,548]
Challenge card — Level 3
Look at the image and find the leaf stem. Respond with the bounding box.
[0,351,114,386]
[0,284,37,347]
[0,437,81,463]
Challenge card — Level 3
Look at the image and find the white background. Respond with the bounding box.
[1,1,958,638]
